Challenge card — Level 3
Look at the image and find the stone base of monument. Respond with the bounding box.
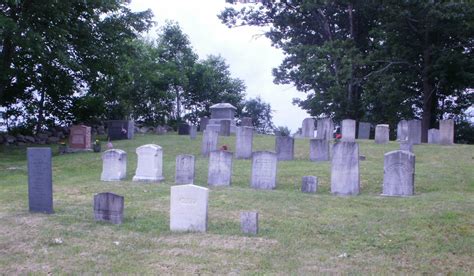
[67,148,93,153]
[132,175,165,182]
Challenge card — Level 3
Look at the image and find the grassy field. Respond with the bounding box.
[0,133,473,274]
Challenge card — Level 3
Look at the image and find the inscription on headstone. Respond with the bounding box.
[439,119,454,145]
[251,151,278,190]
[357,122,371,140]
[341,119,356,142]
[235,126,253,159]
[241,211,258,235]
[101,149,127,181]
[301,176,318,193]
[201,130,218,157]
[175,154,195,184]
[275,136,294,161]
[93,192,124,224]
[382,150,415,196]
[133,144,164,182]
[208,150,233,186]
[375,124,390,144]
[330,142,360,195]
[309,138,330,161]
[170,184,209,232]
[28,148,53,213]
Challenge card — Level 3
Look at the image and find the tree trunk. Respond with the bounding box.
[36,90,45,133]
[421,47,435,143]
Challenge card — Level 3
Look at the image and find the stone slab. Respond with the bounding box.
[301,176,318,193]
[235,126,253,159]
[27,147,53,213]
[93,192,124,224]
[175,154,195,184]
[341,119,356,142]
[250,151,277,190]
[133,144,164,182]
[101,149,127,181]
[310,138,330,161]
[170,184,208,232]
[208,150,233,186]
[240,211,258,235]
[275,136,294,161]
[382,150,415,196]
[330,142,359,195]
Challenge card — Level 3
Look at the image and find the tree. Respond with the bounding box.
[241,97,273,134]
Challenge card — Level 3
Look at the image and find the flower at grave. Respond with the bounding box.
[107,141,113,149]
[220,145,228,151]
[335,133,342,140]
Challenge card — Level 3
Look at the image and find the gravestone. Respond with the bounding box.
[397,120,408,141]
[241,211,258,235]
[133,144,164,182]
[27,148,53,213]
[200,116,209,132]
[407,120,421,144]
[358,122,371,139]
[382,150,415,196]
[400,141,413,153]
[209,103,237,133]
[301,176,318,193]
[439,119,454,145]
[155,125,167,135]
[93,192,124,224]
[189,125,197,140]
[316,118,334,140]
[428,128,440,144]
[170,184,209,232]
[208,150,233,186]
[201,130,218,157]
[375,124,389,144]
[275,136,294,161]
[107,120,134,140]
[341,119,356,142]
[309,138,330,161]
[220,120,231,136]
[101,149,127,181]
[69,125,92,150]
[302,118,315,138]
[235,126,253,159]
[250,151,278,190]
[330,142,359,195]
[175,154,195,184]
[241,117,253,127]
[178,123,190,135]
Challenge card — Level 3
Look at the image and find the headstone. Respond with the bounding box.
[27,148,53,213]
[170,184,209,232]
[275,136,294,161]
[341,119,356,142]
[397,120,408,141]
[439,119,454,145]
[201,130,218,157]
[250,151,278,190]
[407,120,421,144]
[209,103,237,133]
[375,124,390,144]
[101,149,127,181]
[205,124,221,134]
[178,123,190,135]
[93,192,124,224]
[382,150,415,196]
[68,125,92,150]
[301,176,318,193]
[316,118,334,140]
[330,142,359,195]
[302,118,315,138]
[220,120,231,136]
[309,138,330,161]
[175,154,195,184]
[357,122,371,139]
[133,144,164,182]
[241,117,253,127]
[400,141,413,153]
[208,150,233,186]
[240,211,258,235]
[155,125,167,135]
[235,126,253,159]
[427,128,440,144]
[107,120,134,140]
[189,125,197,140]
[199,116,209,132]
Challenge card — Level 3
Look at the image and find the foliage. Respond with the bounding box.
[275,126,290,136]
[241,96,273,134]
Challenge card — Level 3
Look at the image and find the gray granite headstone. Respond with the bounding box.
[200,117,209,132]
[400,141,413,153]
[93,192,124,224]
[302,118,315,138]
[206,124,221,134]
[240,211,258,235]
[189,125,197,140]
[439,119,454,145]
[107,120,134,140]
[220,120,231,136]
[316,118,334,140]
[301,176,318,193]
[309,138,330,161]
[133,144,164,182]
[170,184,208,232]
[427,128,440,144]
[330,142,359,196]
[208,150,233,186]
[178,123,190,135]
[27,148,53,213]
[407,120,421,144]
[241,117,253,127]
[275,136,294,161]
[382,150,415,196]
[175,154,195,184]
[375,124,389,144]
[397,120,408,141]
[201,130,218,157]
[251,151,278,190]
[236,126,253,159]
[101,149,127,181]
[358,122,371,139]
[341,119,356,142]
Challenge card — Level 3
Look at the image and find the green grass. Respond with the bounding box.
[0,133,473,274]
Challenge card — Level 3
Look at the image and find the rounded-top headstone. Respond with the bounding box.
[133,144,164,182]
[382,150,415,196]
[251,151,278,190]
[101,149,127,181]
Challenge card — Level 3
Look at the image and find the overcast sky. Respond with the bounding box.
[129,0,308,132]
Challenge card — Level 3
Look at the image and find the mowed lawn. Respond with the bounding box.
[0,133,473,274]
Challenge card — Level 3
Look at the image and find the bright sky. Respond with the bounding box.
[129,0,308,133]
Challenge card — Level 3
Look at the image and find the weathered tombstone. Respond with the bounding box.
[208,150,233,186]
[241,211,258,235]
[155,125,167,135]
[400,141,413,153]
[107,120,134,140]
[93,192,124,224]
[170,184,209,232]
[201,130,218,157]
[439,119,454,145]
[275,136,294,161]
[382,150,415,196]
[341,119,356,142]
[220,120,231,136]
[101,149,127,181]
[397,120,409,141]
[309,138,330,161]
[316,118,334,140]
[330,142,359,195]
[428,128,440,144]
[357,122,371,140]
[302,118,315,138]
[27,148,53,213]
[235,126,253,159]
[175,154,195,184]
[133,144,164,182]
[301,176,318,193]
[69,125,92,150]
[189,125,197,140]
[407,119,421,144]
[199,116,209,132]
[241,117,253,127]
[250,151,278,190]
[205,124,221,134]
[375,124,390,144]
[209,103,237,133]
[178,123,190,135]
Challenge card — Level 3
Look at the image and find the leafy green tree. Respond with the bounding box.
[241,96,273,134]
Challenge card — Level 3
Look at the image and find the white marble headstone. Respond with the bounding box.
[101,149,127,181]
[170,184,209,232]
[133,144,164,182]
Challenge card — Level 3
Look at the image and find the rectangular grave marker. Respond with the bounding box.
[201,130,218,157]
[382,150,415,196]
[316,118,334,140]
[28,148,53,213]
[251,151,277,190]
[175,154,195,184]
[341,119,356,141]
[101,149,127,181]
[208,150,233,186]
[375,124,389,144]
[301,176,318,193]
[241,211,258,235]
[275,136,294,161]
[93,192,124,224]
[170,184,209,232]
[235,126,254,159]
[330,142,360,195]
[357,122,371,139]
[439,119,454,145]
[309,138,330,161]
[133,144,164,182]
